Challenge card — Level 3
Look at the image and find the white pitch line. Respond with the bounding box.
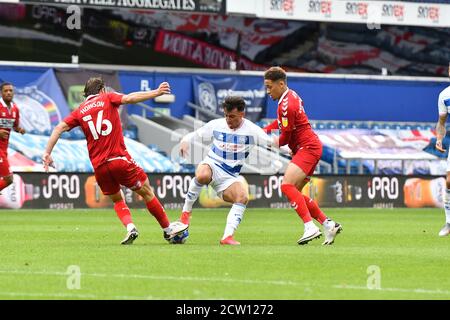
[0,270,299,287]
[1,270,449,296]
[333,285,450,296]
[0,292,98,299]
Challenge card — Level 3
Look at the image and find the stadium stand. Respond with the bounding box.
[0,3,448,77]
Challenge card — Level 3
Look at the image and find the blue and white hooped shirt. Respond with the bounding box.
[438,86,450,115]
[182,118,273,175]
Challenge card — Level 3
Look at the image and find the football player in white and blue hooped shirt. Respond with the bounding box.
[179,96,275,245]
[435,63,450,237]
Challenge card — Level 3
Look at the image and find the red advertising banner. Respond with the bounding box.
[154,30,267,70]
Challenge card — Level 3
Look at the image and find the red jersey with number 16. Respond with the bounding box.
[63,92,128,169]
[276,89,320,154]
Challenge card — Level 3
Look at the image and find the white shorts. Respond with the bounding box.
[200,157,241,198]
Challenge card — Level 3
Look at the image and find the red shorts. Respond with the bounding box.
[94,157,148,195]
[291,145,322,181]
[0,154,11,177]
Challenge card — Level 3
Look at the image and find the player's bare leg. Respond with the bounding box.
[220,182,249,245]
[297,180,343,245]
[440,172,450,237]
[281,163,321,245]
[180,164,212,225]
[0,174,13,193]
[109,191,138,245]
[135,178,188,241]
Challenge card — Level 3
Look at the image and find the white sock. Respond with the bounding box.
[304,221,317,231]
[222,203,246,240]
[445,189,450,224]
[126,223,136,232]
[182,178,204,213]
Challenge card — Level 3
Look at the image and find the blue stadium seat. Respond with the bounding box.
[381,123,393,129]
[401,125,412,130]
[370,123,381,129]
[326,123,336,129]
[423,125,433,130]
[124,129,137,140]
[70,128,85,140]
[347,123,358,129]
[337,123,348,130]
[31,155,42,164]
[61,131,71,139]
[316,122,326,130]
[357,123,369,129]
[127,125,138,138]
[412,124,423,130]
[147,144,162,152]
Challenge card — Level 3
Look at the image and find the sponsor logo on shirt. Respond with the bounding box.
[282,117,288,127]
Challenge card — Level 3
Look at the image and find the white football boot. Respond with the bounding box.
[297,225,322,245]
[164,221,189,241]
[322,219,343,245]
[438,223,450,237]
[121,228,139,245]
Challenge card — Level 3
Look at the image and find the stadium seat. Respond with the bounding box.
[127,125,139,138]
[316,122,326,130]
[70,128,85,140]
[381,123,393,129]
[357,123,369,129]
[61,131,71,139]
[123,129,137,140]
[147,144,162,152]
[326,123,336,129]
[337,123,348,129]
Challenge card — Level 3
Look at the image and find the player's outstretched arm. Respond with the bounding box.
[42,121,70,172]
[121,82,171,105]
[436,113,448,152]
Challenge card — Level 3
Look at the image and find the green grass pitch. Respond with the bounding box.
[0,208,449,300]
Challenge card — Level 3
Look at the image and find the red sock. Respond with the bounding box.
[0,178,10,191]
[303,195,327,224]
[146,197,170,229]
[280,184,312,223]
[114,200,133,227]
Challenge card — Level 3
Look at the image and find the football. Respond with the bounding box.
[168,229,189,244]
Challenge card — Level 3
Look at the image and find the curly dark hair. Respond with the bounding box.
[222,96,246,112]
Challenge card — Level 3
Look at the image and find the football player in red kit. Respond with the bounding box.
[0,82,26,193]
[263,67,342,245]
[42,77,187,244]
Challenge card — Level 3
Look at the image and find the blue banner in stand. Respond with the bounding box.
[192,75,266,122]
[0,69,71,134]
